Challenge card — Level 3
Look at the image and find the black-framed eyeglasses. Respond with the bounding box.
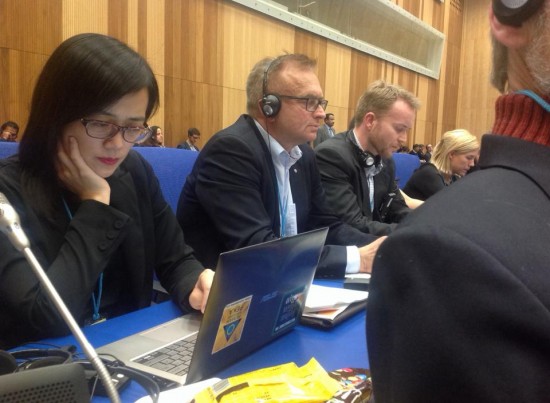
[277,95,328,112]
[80,119,152,144]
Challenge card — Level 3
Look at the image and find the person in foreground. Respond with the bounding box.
[177,54,384,278]
[367,0,550,401]
[403,128,480,201]
[0,33,213,350]
[315,80,419,235]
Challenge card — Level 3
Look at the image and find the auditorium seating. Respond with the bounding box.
[0,142,198,213]
[392,152,421,189]
[0,142,18,159]
[133,147,198,212]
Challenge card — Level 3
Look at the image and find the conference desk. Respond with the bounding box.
[42,279,369,402]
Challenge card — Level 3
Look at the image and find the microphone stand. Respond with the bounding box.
[21,248,121,403]
[0,191,119,402]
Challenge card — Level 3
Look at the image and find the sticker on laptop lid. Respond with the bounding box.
[212,295,252,354]
[273,286,306,334]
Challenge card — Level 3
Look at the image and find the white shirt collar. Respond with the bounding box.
[254,120,302,167]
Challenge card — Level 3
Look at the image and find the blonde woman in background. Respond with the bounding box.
[403,129,480,201]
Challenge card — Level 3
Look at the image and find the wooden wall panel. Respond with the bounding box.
[348,52,385,126]
[222,87,247,130]
[458,0,498,137]
[0,0,62,130]
[146,0,165,76]
[0,0,476,151]
[0,49,48,129]
[220,1,295,92]
[323,42,352,133]
[294,29,328,88]
[62,0,108,38]
[0,0,62,53]
[107,0,129,43]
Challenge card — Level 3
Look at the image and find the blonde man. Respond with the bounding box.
[315,80,420,235]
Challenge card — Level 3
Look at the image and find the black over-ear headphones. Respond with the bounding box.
[349,134,380,168]
[0,346,74,374]
[260,58,282,118]
[0,347,161,402]
[493,0,544,26]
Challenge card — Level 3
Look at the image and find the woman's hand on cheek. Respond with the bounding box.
[56,137,111,205]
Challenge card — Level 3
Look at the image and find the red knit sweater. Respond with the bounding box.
[492,93,550,146]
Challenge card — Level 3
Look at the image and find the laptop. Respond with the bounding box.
[97,227,328,385]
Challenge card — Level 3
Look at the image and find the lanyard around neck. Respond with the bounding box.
[515,89,550,113]
[62,197,104,323]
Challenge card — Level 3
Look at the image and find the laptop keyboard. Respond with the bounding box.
[133,333,198,376]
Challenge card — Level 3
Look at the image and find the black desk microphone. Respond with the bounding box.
[0,192,120,403]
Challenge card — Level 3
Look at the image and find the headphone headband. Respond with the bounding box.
[0,348,161,401]
[0,346,75,374]
[493,0,544,26]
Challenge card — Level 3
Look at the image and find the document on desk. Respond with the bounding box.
[301,284,368,328]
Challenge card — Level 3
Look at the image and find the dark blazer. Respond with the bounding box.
[403,162,455,201]
[313,124,333,148]
[367,135,550,402]
[177,141,199,151]
[176,115,376,278]
[0,151,203,349]
[315,131,410,235]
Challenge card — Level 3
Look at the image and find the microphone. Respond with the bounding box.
[0,193,30,251]
[0,192,120,403]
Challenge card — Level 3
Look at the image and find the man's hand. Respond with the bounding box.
[189,269,215,313]
[358,236,387,273]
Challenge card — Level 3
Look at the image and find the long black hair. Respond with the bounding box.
[139,125,162,147]
[19,33,159,216]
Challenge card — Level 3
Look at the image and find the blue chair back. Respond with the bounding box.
[0,142,19,159]
[0,142,196,213]
[392,153,421,189]
[134,147,198,212]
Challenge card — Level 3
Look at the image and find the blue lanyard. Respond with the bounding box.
[278,191,289,238]
[62,197,103,322]
[278,155,291,238]
[515,90,550,113]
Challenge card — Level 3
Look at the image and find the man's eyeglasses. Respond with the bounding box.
[278,95,328,112]
[80,119,151,144]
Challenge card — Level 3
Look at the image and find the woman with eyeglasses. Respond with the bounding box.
[0,33,213,349]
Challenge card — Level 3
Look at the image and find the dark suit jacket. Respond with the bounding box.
[315,131,410,235]
[177,115,376,278]
[177,141,200,151]
[313,124,333,148]
[367,135,550,402]
[0,151,203,348]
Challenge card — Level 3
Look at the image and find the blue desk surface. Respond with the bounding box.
[43,279,369,402]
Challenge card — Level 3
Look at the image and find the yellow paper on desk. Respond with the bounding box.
[194,358,341,403]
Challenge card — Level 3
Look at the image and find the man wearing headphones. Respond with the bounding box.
[315,81,418,236]
[367,0,550,401]
[177,54,385,278]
